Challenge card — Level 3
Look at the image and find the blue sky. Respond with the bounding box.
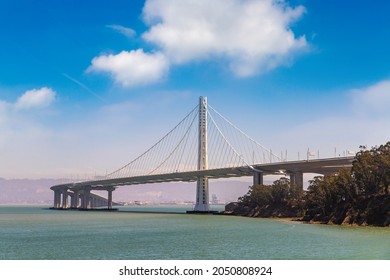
[1,0,390,179]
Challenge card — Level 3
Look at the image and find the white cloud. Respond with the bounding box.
[0,100,9,126]
[142,0,307,76]
[15,87,56,109]
[88,49,169,87]
[106,24,136,38]
[0,88,57,178]
[88,0,307,87]
[350,79,390,113]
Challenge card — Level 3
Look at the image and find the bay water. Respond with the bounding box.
[0,205,389,260]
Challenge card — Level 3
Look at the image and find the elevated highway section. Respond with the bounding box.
[50,156,354,210]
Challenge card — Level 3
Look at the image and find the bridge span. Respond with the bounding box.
[50,156,354,210]
[50,96,355,211]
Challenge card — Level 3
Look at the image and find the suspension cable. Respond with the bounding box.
[106,105,198,178]
[208,104,281,161]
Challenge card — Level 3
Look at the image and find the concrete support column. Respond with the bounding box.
[53,190,58,208]
[107,187,115,209]
[61,188,69,209]
[253,172,264,186]
[72,191,80,208]
[81,186,91,209]
[53,190,61,208]
[70,194,75,209]
[195,177,209,211]
[290,171,304,189]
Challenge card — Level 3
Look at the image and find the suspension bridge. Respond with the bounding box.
[50,96,354,212]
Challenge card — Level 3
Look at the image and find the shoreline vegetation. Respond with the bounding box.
[227,142,390,227]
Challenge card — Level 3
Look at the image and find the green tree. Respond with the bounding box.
[305,176,335,220]
[333,168,357,203]
[238,184,272,208]
[270,177,304,206]
[236,177,304,217]
[353,142,390,196]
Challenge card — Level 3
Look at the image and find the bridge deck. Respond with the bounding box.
[51,156,354,191]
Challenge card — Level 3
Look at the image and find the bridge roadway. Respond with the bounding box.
[50,156,354,210]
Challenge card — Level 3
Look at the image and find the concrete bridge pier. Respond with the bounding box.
[194,177,209,212]
[290,171,304,188]
[80,186,91,209]
[107,187,115,209]
[61,188,69,209]
[71,190,80,209]
[253,171,264,185]
[53,190,62,208]
[50,185,122,210]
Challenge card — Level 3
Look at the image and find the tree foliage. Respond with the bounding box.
[236,177,304,217]
[352,142,390,196]
[304,169,355,222]
[303,143,390,225]
[234,142,390,226]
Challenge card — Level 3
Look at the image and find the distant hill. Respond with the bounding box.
[0,177,251,205]
[0,178,67,204]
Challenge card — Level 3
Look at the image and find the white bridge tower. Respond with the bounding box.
[194,96,210,212]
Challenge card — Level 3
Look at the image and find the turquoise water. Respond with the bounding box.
[0,205,389,260]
